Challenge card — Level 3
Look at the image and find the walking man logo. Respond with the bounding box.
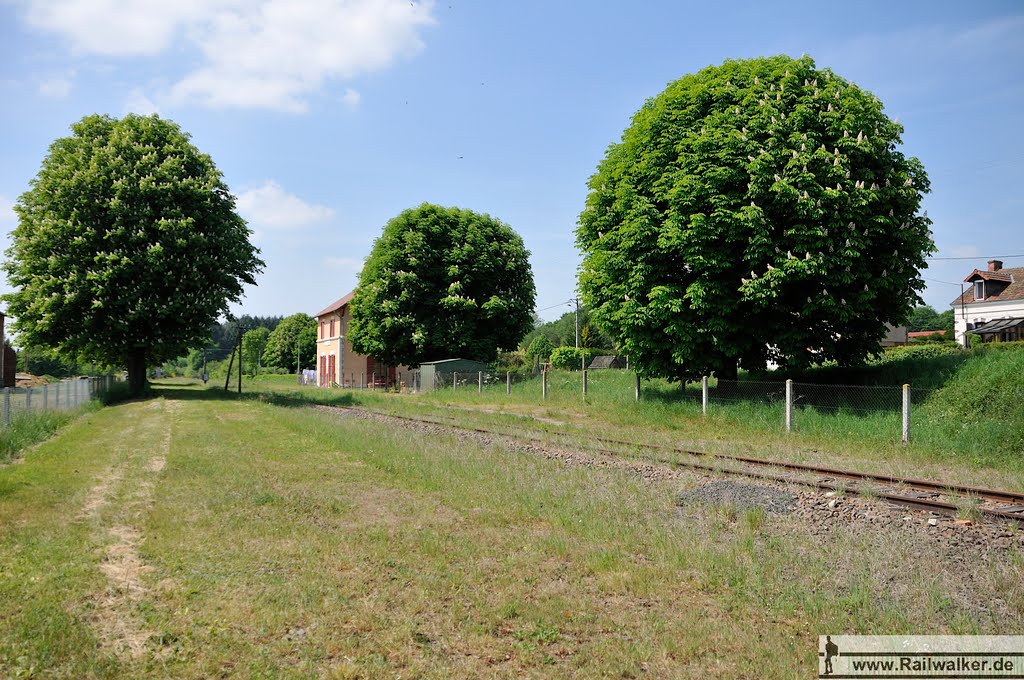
[823,636,839,675]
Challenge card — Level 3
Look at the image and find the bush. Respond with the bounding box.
[550,346,599,371]
[526,336,554,361]
[495,350,530,374]
[869,343,963,365]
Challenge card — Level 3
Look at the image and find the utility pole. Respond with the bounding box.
[237,327,244,394]
[223,344,236,391]
[570,298,580,349]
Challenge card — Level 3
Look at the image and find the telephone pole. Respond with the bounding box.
[570,298,580,349]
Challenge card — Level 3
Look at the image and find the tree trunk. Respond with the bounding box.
[716,360,738,382]
[126,348,147,396]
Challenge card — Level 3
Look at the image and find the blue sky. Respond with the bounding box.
[1,1,1021,324]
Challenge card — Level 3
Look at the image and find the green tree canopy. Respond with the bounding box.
[2,114,263,393]
[906,305,954,334]
[349,203,536,366]
[241,326,269,375]
[262,313,317,372]
[577,55,934,382]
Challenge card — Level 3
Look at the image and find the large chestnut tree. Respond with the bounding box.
[576,55,934,381]
[349,203,535,366]
[3,114,263,394]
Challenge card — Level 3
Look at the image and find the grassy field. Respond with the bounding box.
[1,383,1021,678]
[247,343,1024,492]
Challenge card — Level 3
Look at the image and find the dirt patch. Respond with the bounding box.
[91,524,157,659]
[78,468,124,519]
[81,399,176,661]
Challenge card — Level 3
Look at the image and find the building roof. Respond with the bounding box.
[950,266,1024,307]
[966,317,1024,335]
[907,330,946,338]
[314,291,355,319]
[965,269,1013,283]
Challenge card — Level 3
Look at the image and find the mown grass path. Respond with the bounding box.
[1,387,1020,678]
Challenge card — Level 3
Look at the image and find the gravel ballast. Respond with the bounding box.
[677,480,798,514]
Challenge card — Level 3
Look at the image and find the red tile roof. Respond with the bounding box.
[314,291,355,318]
[965,269,1012,283]
[950,266,1024,306]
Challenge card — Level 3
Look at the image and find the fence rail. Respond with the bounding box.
[1,376,115,426]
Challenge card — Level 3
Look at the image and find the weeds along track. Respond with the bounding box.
[343,406,1024,525]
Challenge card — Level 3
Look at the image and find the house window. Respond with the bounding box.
[320,321,324,339]
[974,281,984,300]
[330,318,335,337]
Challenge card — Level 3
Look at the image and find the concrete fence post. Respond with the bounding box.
[43,384,49,411]
[26,387,32,412]
[55,382,61,409]
[2,388,9,425]
[453,372,458,391]
[582,368,588,399]
[785,379,793,433]
[902,384,911,444]
[478,371,483,393]
[506,371,511,396]
[702,376,709,415]
[634,372,641,401]
[542,369,548,400]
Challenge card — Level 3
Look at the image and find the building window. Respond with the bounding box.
[319,321,324,339]
[974,281,984,300]
[330,318,335,337]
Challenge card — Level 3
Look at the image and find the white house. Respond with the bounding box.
[950,260,1024,346]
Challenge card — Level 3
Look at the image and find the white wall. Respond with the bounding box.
[952,298,1024,346]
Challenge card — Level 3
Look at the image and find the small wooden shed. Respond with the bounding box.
[588,355,625,369]
[417,358,490,392]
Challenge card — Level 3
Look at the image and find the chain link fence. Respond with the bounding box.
[681,379,929,414]
[403,368,926,442]
[1,376,115,426]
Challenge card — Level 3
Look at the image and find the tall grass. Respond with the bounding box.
[0,410,82,464]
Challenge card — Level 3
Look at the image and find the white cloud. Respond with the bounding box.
[22,0,224,56]
[123,88,160,115]
[37,76,72,97]
[236,180,335,229]
[324,256,362,271]
[20,0,437,112]
[341,88,362,111]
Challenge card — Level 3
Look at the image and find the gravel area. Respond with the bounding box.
[677,480,797,514]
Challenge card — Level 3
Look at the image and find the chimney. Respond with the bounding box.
[988,260,1003,272]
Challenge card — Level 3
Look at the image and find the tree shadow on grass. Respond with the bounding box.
[148,382,356,410]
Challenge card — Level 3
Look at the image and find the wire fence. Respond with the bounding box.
[680,379,930,415]
[370,368,928,442]
[1,376,115,426]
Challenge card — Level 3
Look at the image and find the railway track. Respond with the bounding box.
[349,406,1024,525]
